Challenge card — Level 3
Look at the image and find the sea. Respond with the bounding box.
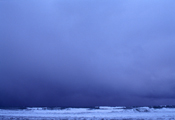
[0,105,175,120]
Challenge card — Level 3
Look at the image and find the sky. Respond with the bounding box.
[0,0,175,107]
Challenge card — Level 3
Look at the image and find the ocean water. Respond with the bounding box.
[0,105,175,120]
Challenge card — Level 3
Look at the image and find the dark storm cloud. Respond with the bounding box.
[0,0,175,107]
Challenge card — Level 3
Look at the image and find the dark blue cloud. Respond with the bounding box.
[0,0,175,107]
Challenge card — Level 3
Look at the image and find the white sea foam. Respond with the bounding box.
[0,106,175,120]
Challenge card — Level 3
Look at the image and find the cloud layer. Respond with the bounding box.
[0,0,175,107]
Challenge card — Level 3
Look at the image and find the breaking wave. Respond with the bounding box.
[0,105,175,120]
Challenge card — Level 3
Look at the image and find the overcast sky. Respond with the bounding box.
[0,0,175,107]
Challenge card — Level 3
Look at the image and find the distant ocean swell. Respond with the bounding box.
[0,105,175,120]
